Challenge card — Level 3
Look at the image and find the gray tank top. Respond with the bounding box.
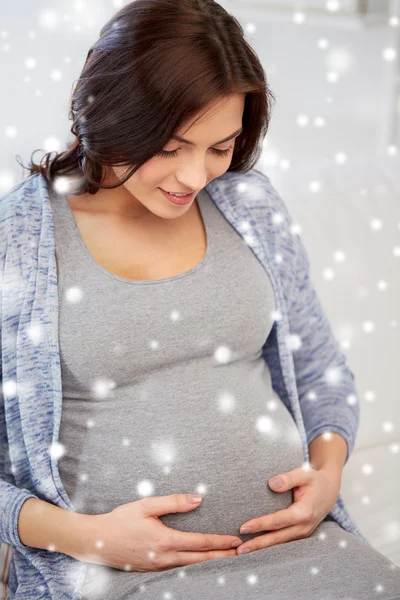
[48,183,309,597]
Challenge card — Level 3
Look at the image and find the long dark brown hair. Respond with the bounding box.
[19,0,276,196]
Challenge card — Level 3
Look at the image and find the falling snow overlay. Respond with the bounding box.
[1,167,399,599]
[1,0,400,598]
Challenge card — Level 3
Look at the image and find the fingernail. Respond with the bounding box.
[231,540,241,548]
[238,547,251,555]
[188,495,203,504]
[271,477,283,489]
[240,526,253,534]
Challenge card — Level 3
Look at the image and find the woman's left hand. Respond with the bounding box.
[236,464,342,555]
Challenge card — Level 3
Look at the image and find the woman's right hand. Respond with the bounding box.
[75,494,243,572]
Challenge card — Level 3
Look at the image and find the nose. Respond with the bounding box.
[176,164,207,192]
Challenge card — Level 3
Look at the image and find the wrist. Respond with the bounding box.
[309,432,348,475]
[63,512,103,562]
[316,462,343,479]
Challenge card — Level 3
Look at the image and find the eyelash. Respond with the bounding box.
[157,145,234,159]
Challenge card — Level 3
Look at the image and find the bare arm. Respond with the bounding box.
[18,497,97,560]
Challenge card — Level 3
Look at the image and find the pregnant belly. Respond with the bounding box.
[60,383,305,547]
[157,391,305,544]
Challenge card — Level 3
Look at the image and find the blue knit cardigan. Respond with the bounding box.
[0,169,368,599]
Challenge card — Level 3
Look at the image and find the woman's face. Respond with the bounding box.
[106,93,246,222]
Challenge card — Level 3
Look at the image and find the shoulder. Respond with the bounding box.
[0,172,44,216]
[207,168,294,224]
[0,172,46,259]
[208,168,299,246]
[208,168,310,304]
[237,169,309,265]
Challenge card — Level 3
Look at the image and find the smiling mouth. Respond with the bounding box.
[161,188,194,195]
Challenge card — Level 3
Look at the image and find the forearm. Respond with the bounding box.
[18,497,96,559]
[308,432,348,475]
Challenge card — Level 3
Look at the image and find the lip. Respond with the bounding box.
[159,188,195,205]
[161,188,194,195]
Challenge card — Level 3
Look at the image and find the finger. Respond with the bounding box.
[240,504,307,534]
[237,524,307,555]
[167,530,242,552]
[161,548,239,569]
[269,464,314,491]
[140,494,205,517]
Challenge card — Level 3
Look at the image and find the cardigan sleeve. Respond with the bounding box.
[0,188,41,550]
[253,169,360,466]
[0,362,40,550]
[287,247,360,465]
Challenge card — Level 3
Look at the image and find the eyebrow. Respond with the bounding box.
[171,127,243,147]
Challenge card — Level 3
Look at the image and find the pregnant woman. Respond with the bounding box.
[1,1,400,599]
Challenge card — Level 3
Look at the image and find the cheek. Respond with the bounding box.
[210,160,231,178]
[139,158,171,184]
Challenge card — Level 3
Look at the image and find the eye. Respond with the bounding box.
[157,145,234,159]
